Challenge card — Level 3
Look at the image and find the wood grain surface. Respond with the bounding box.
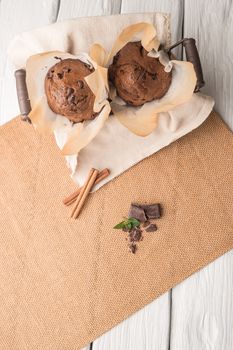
[0,0,232,349]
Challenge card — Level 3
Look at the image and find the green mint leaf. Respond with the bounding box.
[113,221,126,229]
[113,217,141,230]
[128,217,140,227]
[126,222,133,229]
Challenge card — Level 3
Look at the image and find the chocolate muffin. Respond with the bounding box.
[109,41,172,106]
[45,58,96,123]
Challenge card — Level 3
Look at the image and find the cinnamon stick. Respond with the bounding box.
[70,168,95,218]
[63,168,110,206]
[72,169,99,219]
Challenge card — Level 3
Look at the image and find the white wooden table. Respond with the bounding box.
[0,1,232,349]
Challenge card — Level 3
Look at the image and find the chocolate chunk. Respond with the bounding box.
[152,74,157,80]
[139,204,161,219]
[129,243,137,254]
[145,223,157,232]
[68,94,76,104]
[77,80,84,89]
[128,204,147,222]
[129,227,142,242]
[47,71,53,79]
[66,87,75,96]
[84,63,94,71]
[63,67,71,73]
[57,72,63,79]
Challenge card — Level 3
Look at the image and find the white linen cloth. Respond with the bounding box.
[8,13,214,190]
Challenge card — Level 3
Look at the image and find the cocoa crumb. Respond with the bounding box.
[142,220,151,228]
[129,243,137,254]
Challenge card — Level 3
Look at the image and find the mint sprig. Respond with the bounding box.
[114,217,140,230]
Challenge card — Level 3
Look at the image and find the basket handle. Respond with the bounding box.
[15,69,31,123]
[166,38,205,92]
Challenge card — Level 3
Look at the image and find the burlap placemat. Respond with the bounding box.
[0,111,232,349]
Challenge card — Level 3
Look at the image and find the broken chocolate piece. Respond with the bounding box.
[145,223,158,232]
[142,220,151,228]
[129,227,143,242]
[115,202,162,254]
[138,203,161,219]
[128,204,147,222]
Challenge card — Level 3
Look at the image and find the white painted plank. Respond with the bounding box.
[121,0,184,58]
[182,0,233,130]
[171,0,233,349]
[93,293,171,350]
[57,0,121,20]
[171,252,233,350]
[92,1,183,349]
[0,0,60,124]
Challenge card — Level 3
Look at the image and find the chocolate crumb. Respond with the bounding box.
[145,223,158,232]
[129,243,137,254]
[54,56,62,61]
